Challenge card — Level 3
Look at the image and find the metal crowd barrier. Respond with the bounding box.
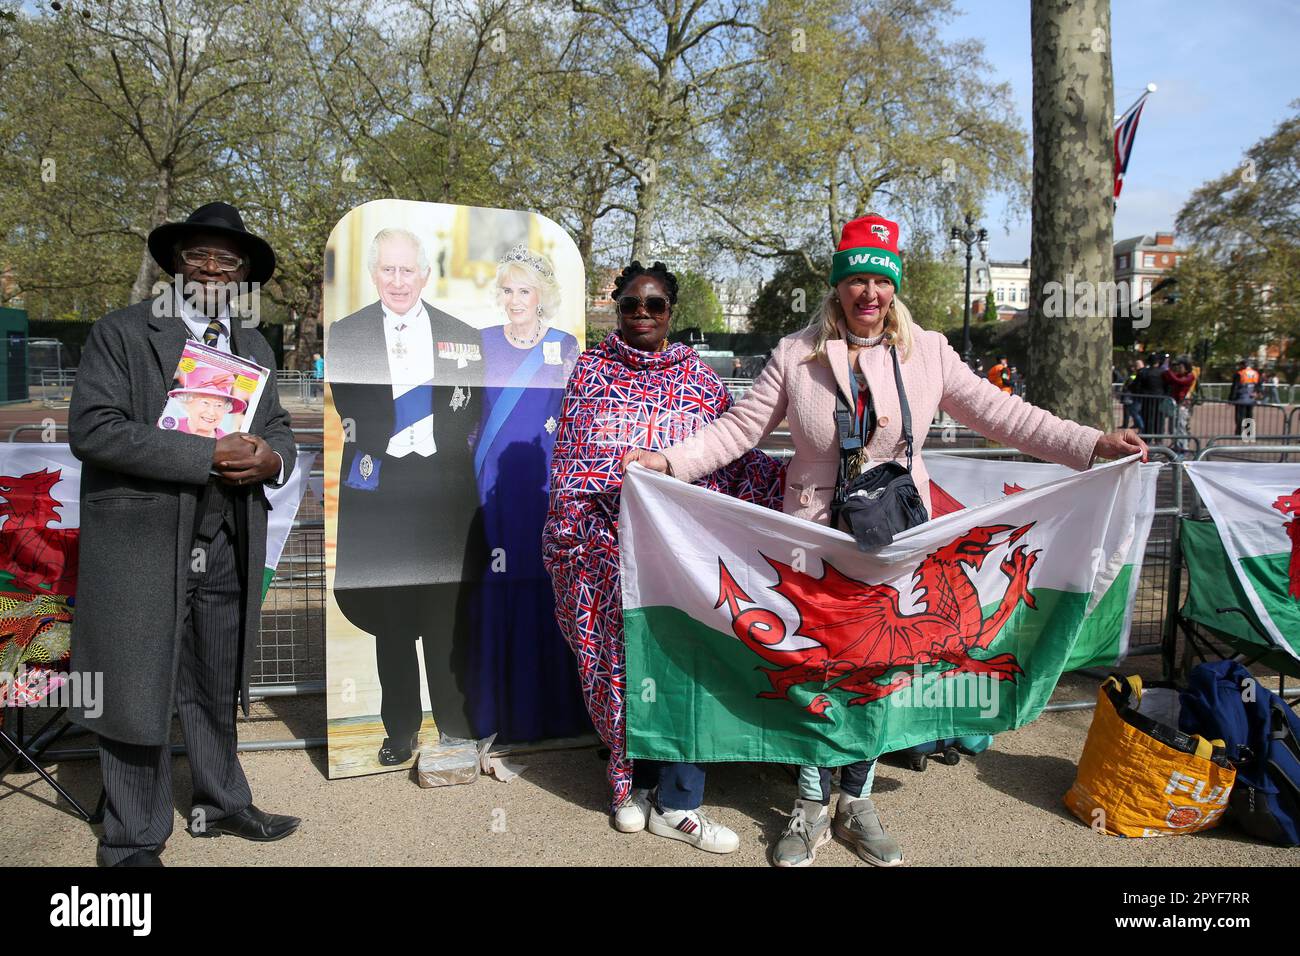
[37,369,76,409]
[11,420,1297,757]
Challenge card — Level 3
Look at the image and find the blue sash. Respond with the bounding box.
[393,381,434,436]
[474,344,548,478]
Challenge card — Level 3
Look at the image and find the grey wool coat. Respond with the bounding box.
[67,298,297,745]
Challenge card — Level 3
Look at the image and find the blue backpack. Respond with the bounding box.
[1178,660,1300,846]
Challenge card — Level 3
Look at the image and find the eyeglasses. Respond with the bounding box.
[180,248,245,273]
[617,294,669,317]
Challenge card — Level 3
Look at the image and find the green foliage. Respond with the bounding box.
[672,271,727,334]
[899,244,961,332]
[983,290,998,322]
[1176,102,1300,370]
[703,0,1029,277]
[748,249,829,336]
[0,0,1031,363]
[1142,253,1276,367]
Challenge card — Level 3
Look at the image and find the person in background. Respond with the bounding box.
[1266,372,1282,405]
[1163,357,1197,455]
[1010,365,1024,397]
[311,352,324,399]
[1230,359,1261,434]
[1121,358,1145,432]
[1134,354,1169,435]
[987,355,1012,394]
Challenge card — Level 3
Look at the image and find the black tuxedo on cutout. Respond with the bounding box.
[327,299,487,743]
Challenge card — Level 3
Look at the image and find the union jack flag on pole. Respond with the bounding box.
[1114,84,1156,201]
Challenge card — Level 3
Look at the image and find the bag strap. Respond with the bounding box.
[888,345,914,471]
[832,358,862,512]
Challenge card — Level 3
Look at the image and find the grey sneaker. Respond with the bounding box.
[771,799,831,867]
[833,796,905,866]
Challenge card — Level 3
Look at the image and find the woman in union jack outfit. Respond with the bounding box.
[542,261,783,854]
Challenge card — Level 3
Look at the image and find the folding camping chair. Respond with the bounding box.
[0,592,104,821]
[1172,516,1299,712]
[0,699,104,821]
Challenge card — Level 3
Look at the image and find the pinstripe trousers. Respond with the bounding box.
[96,523,252,865]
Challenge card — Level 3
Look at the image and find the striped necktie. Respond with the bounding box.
[203,317,226,348]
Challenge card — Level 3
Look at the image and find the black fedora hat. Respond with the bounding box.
[148,202,276,285]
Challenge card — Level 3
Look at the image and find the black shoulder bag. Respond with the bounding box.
[829,345,929,551]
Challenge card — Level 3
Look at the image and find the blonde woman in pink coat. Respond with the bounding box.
[624,214,1146,868]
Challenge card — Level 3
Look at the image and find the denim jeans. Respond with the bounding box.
[798,760,876,804]
[631,760,705,811]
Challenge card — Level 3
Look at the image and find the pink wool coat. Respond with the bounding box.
[662,323,1104,524]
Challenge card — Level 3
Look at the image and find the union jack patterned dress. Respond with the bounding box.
[542,332,784,809]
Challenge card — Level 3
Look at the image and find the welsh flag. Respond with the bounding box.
[619,457,1146,766]
[0,445,314,707]
[1183,462,1300,660]
[928,454,1161,664]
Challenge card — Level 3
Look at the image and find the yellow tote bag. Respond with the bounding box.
[1064,675,1236,837]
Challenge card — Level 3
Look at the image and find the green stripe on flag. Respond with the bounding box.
[625,585,1092,766]
[1237,552,1300,654]
[1064,564,1134,670]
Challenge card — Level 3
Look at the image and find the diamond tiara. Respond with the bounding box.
[500,244,555,279]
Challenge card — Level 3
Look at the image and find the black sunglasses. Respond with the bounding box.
[617,294,669,317]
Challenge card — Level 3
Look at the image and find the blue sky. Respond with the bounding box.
[942,0,1299,260]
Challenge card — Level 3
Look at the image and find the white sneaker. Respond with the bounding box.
[647,806,740,854]
[613,788,652,833]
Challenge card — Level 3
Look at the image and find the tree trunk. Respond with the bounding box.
[293,280,323,372]
[1027,0,1115,431]
[631,145,661,263]
[130,168,174,304]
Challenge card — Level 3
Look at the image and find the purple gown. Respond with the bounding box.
[469,325,589,742]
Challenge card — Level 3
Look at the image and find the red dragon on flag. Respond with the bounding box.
[1272,487,1300,600]
[714,523,1039,718]
[0,467,77,718]
[0,467,78,595]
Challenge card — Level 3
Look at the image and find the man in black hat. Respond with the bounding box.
[68,202,300,866]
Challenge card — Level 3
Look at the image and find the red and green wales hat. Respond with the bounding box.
[830,214,903,289]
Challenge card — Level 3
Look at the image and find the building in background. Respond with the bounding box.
[586,266,620,338]
[714,277,761,333]
[1114,231,1185,308]
[957,258,1031,321]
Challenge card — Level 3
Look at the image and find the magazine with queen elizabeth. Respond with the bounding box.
[156,340,268,439]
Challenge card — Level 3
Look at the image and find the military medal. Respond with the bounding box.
[359,454,374,479]
[390,323,408,359]
[450,386,467,411]
[545,416,557,434]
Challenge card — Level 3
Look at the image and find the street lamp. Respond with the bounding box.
[949,214,989,367]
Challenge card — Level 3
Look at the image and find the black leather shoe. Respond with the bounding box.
[377,732,419,766]
[190,805,301,842]
[113,849,164,867]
